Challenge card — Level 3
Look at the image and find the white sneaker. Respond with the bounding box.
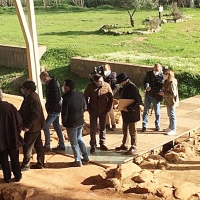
[166,130,176,135]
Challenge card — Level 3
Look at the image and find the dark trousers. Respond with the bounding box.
[0,149,22,181]
[122,123,137,146]
[89,110,107,147]
[22,130,44,167]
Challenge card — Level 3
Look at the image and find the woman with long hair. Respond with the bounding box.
[162,69,179,135]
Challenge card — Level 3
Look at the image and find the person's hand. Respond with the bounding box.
[146,87,151,91]
[159,91,164,96]
[24,127,29,132]
[122,107,128,112]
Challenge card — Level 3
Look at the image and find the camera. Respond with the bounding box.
[89,65,104,81]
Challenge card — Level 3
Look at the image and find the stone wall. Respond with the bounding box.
[0,44,46,69]
[70,57,152,87]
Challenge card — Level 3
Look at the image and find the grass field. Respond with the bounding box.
[0,6,200,96]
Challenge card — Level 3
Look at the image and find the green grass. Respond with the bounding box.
[0,6,200,96]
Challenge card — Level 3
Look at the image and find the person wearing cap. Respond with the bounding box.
[162,65,169,74]
[115,73,143,154]
[103,63,118,131]
[84,74,113,154]
[61,79,89,167]
[0,89,23,183]
[142,63,164,132]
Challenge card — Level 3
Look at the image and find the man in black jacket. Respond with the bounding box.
[142,63,164,132]
[115,73,143,154]
[40,71,65,151]
[0,89,23,183]
[61,79,89,167]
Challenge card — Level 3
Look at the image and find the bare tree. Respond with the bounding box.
[72,0,84,7]
[110,0,145,27]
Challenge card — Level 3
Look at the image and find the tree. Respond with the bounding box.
[110,0,145,27]
[72,0,85,7]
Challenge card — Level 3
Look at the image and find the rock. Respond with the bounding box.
[1,185,35,200]
[173,142,194,155]
[156,187,173,199]
[133,169,154,183]
[115,162,141,180]
[165,151,185,163]
[174,182,200,200]
[140,154,167,169]
[134,182,158,194]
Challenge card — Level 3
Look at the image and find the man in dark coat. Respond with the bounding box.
[0,89,23,183]
[19,80,45,170]
[142,63,164,132]
[61,79,89,167]
[115,73,143,154]
[40,71,65,152]
[84,74,113,153]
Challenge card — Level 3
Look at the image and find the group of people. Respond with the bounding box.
[0,62,179,183]
[142,63,179,136]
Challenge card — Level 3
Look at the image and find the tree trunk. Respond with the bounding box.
[130,16,135,27]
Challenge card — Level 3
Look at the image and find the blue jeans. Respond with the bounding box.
[142,94,161,128]
[66,125,89,164]
[43,112,65,148]
[167,106,176,131]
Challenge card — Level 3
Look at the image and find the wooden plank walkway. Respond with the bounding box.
[60,95,200,167]
[4,94,200,168]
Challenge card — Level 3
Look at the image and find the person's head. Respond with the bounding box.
[103,64,111,76]
[40,71,51,84]
[162,65,169,74]
[21,80,36,96]
[116,73,129,87]
[62,79,75,93]
[153,63,162,75]
[93,74,104,87]
[164,69,175,82]
[0,89,3,101]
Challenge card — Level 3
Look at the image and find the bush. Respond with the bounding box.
[176,72,200,99]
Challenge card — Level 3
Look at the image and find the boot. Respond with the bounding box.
[106,124,110,130]
[110,124,116,131]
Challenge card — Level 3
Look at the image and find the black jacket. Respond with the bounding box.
[19,92,45,132]
[61,90,86,128]
[45,77,62,114]
[120,80,142,123]
[103,71,118,95]
[0,101,23,151]
[143,70,164,97]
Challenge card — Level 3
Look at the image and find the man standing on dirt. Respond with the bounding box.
[84,74,113,154]
[0,89,23,183]
[61,79,89,167]
[19,80,45,170]
[40,71,65,152]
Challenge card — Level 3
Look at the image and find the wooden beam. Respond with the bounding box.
[26,0,43,104]
[13,0,43,104]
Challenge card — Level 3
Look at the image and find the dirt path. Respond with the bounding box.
[1,94,200,200]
